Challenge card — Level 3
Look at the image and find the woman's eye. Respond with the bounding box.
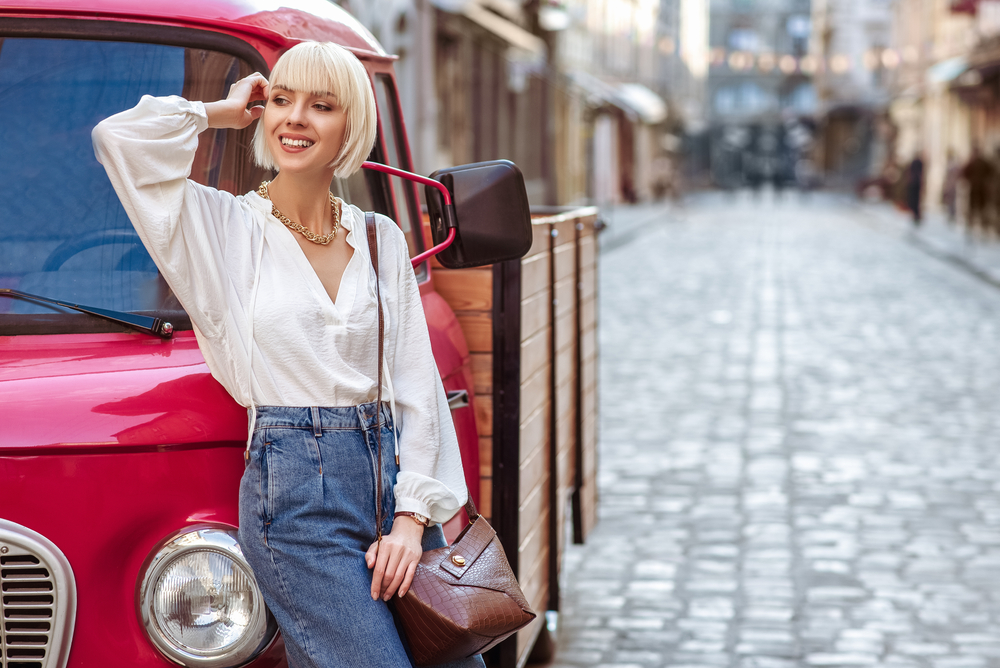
[272,97,289,105]
[315,104,332,112]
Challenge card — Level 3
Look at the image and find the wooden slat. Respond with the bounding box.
[553,219,576,248]
[521,288,551,342]
[520,327,550,384]
[518,505,550,573]
[521,252,551,300]
[519,401,549,466]
[580,266,596,300]
[455,312,492,353]
[581,355,597,393]
[478,477,492,520]
[516,615,546,663]
[555,380,574,425]
[556,438,574,488]
[555,310,575,352]
[526,223,552,258]
[581,296,596,330]
[553,243,575,282]
[434,268,492,311]
[475,394,492,437]
[520,364,549,424]
[470,353,492,395]
[581,327,596,364]
[555,344,575,387]
[479,436,493,477]
[519,440,547,507]
[579,235,595,268]
[554,277,575,319]
[519,480,548,540]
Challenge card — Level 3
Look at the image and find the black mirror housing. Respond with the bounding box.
[425,160,532,269]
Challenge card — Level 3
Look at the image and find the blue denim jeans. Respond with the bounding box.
[238,403,486,668]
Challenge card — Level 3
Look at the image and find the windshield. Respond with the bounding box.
[0,37,268,335]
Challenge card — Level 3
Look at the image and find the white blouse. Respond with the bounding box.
[92,95,466,524]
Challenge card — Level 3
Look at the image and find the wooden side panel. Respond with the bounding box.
[432,208,600,668]
[551,219,578,608]
[513,221,553,664]
[576,220,599,541]
[433,266,495,523]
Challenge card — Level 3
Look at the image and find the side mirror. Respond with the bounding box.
[361,159,533,269]
[424,160,533,269]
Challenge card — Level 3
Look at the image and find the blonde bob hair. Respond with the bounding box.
[253,41,377,178]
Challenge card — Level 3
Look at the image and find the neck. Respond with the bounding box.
[266,170,337,235]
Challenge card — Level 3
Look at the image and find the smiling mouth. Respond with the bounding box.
[280,137,315,148]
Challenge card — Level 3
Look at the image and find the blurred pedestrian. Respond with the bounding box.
[960,148,994,238]
[942,149,960,224]
[905,153,924,226]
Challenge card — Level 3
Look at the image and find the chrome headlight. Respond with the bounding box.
[138,525,276,667]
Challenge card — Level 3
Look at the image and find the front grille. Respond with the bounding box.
[2,554,54,668]
[0,521,75,668]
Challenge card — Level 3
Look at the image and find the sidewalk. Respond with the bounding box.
[859,201,1000,286]
[596,200,678,253]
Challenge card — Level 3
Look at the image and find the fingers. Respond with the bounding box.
[369,542,386,600]
[398,560,418,598]
[380,549,406,601]
[373,544,404,600]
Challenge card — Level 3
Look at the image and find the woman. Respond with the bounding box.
[93,42,484,668]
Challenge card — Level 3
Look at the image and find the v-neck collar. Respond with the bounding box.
[247,190,361,321]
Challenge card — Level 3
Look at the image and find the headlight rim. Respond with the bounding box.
[137,523,276,668]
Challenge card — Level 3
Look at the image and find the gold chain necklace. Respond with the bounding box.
[258,181,341,245]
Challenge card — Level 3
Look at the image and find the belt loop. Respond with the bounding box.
[310,406,322,437]
[356,404,369,433]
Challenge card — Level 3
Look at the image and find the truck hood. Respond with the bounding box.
[0,331,246,452]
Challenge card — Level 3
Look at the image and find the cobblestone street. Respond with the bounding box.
[549,192,1000,668]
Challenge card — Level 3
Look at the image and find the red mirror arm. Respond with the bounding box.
[361,161,456,268]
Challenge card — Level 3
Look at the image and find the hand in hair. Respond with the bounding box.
[205,72,269,130]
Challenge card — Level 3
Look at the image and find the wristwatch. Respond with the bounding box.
[394,511,430,527]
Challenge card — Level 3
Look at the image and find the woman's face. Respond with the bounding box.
[263,86,348,175]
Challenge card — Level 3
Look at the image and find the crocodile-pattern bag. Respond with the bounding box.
[365,213,536,666]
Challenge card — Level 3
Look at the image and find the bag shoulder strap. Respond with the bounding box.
[366,211,480,532]
[366,212,386,543]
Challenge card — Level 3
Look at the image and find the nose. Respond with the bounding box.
[286,99,309,126]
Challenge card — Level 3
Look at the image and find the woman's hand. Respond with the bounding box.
[204,73,269,130]
[366,517,424,601]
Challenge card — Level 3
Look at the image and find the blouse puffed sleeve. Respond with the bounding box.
[91,95,252,339]
[385,222,468,525]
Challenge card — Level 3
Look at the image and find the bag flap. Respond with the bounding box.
[438,515,496,579]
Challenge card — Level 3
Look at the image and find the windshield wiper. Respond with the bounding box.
[0,288,174,338]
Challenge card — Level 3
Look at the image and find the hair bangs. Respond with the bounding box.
[268,46,352,108]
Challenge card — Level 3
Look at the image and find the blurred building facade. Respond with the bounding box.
[886,0,1000,210]
[810,0,892,184]
[337,0,704,206]
[703,0,817,188]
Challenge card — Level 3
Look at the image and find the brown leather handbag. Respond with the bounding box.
[365,213,536,666]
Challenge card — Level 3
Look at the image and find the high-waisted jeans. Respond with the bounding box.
[238,402,486,668]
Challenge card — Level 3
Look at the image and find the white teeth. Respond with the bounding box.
[281,137,314,147]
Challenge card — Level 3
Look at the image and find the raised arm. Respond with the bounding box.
[91,74,268,337]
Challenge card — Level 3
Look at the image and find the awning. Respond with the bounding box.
[615,83,668,124]
[927,56,968,84]
[460,3,546,60]
[568,71,668,124]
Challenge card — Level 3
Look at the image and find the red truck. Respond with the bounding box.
[0,1,601,666]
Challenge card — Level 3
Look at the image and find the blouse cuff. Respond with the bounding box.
[394,471,464,525]
[140,94,209,132]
